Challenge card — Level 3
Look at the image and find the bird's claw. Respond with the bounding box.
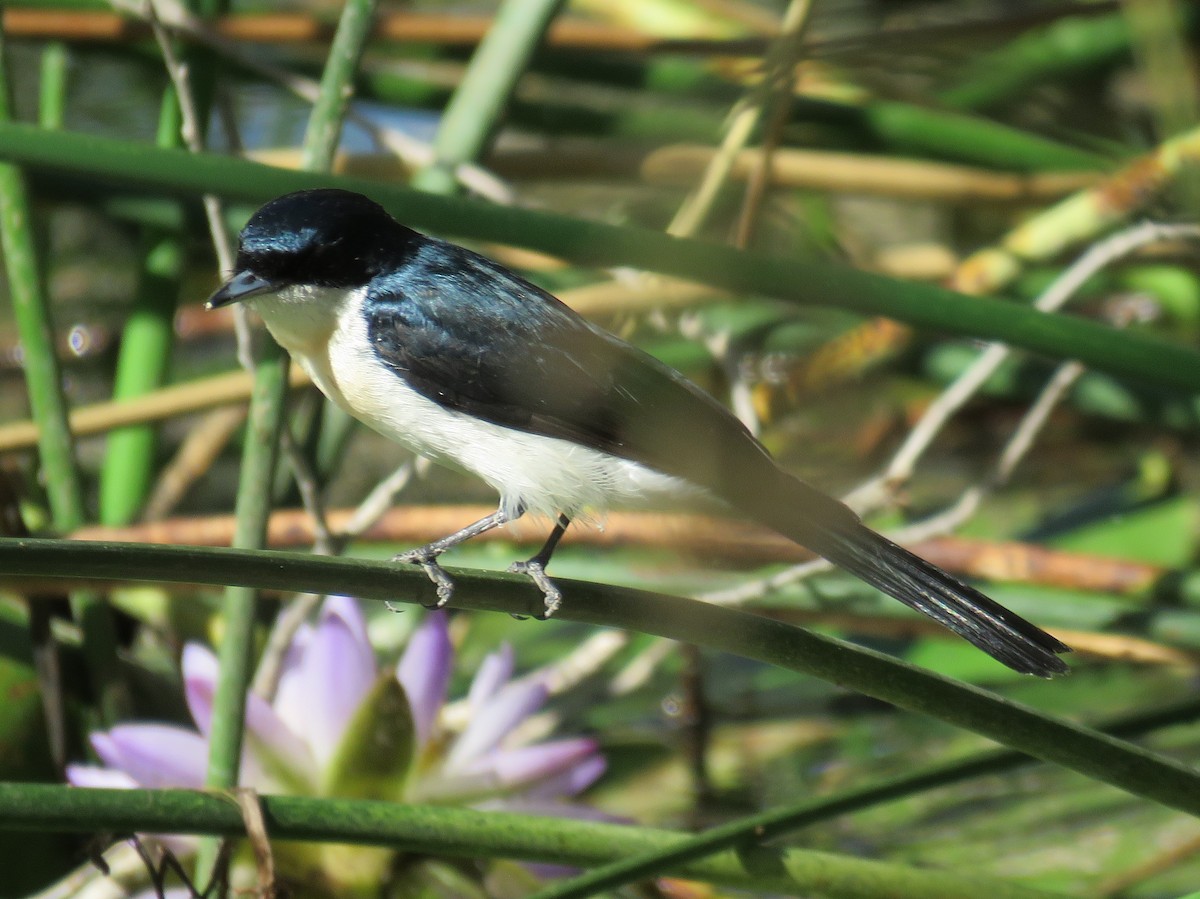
[508,559,563,620]
[394,549,456,609]
[395,547,562,618]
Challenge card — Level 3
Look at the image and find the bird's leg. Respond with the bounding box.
[509,514,570,619]
[394,507,516,608]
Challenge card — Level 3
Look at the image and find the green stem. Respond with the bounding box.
[98,233,181,525]
[5,538,1200,819]
[792,97,1111,171]
[862,99,1111,171]
[413,0,568,194]
[37,43,68,129]
[201,344,287,794]
[191,336,288,888]
[299,0,376,173]
[98,90,185,527]
[938,10,1136,112]
[0,783,1063,898]
[1,37,81,534]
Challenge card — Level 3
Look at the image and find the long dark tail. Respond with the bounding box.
[737,470,1071,677]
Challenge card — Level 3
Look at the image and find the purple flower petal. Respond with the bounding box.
[182,643,218,733]
[395,610,452,749]
[181,644,315,790]
[446,679,547,771]
[66,764,138,789]
[272,621,314,734]
[478,738,600,789]
[522,753,607,799]
[91,725,208,789]
[242,696,317,791]
[467,643,514,708]
[292,597,377,769]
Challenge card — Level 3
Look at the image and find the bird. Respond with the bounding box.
[207,188,1071,677]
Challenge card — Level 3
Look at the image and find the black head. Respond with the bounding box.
[207,189,420,308]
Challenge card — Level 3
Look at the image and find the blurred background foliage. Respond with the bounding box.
[3,0,1200,896]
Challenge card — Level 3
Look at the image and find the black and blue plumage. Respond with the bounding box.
[208,188,1071,677]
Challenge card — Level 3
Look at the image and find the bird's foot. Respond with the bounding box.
[393,548,456,609]
[508,559,563,620]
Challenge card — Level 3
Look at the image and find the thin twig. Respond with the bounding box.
[845,220,1200,515]
[664,0,815,436]
[279,428,334,554]
[666,0,813,239]
[611,635,676,695]
[338,461,416,538]
[142,406,248,521]
[733,0,814,247]
[890,360,1086,547]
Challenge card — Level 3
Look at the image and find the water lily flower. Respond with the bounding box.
[67,598,605,895]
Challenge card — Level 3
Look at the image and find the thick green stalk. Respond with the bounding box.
[0,23,125,722]
[0,783,1062,898]
[787,97,1110,171]
[37,43,68,129]
[98,90,184,527]
[0,124,1194,393]
[5,538,1200,819]
[413,0,568,194]
[861,100,1110,171]
[97,234,181,525]
[939,11,1136,111]
[200,347,286,795]
[1,35,81,534]
[299,0,376,173]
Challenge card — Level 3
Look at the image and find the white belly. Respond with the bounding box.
[257,287,697,520]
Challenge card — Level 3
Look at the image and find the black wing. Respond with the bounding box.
[365,239,777,499]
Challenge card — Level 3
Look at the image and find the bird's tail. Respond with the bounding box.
[737,471,1071,677]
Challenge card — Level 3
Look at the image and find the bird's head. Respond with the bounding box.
[207,189,418,309]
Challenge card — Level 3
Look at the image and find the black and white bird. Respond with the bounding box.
[208,188,1070,677]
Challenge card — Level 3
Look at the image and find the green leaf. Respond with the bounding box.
[323,673,416,800]
[1050,495,1199,567]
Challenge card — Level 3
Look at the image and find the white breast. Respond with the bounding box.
[252,286,698,520]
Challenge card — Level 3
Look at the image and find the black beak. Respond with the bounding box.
[206,271,278,309]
